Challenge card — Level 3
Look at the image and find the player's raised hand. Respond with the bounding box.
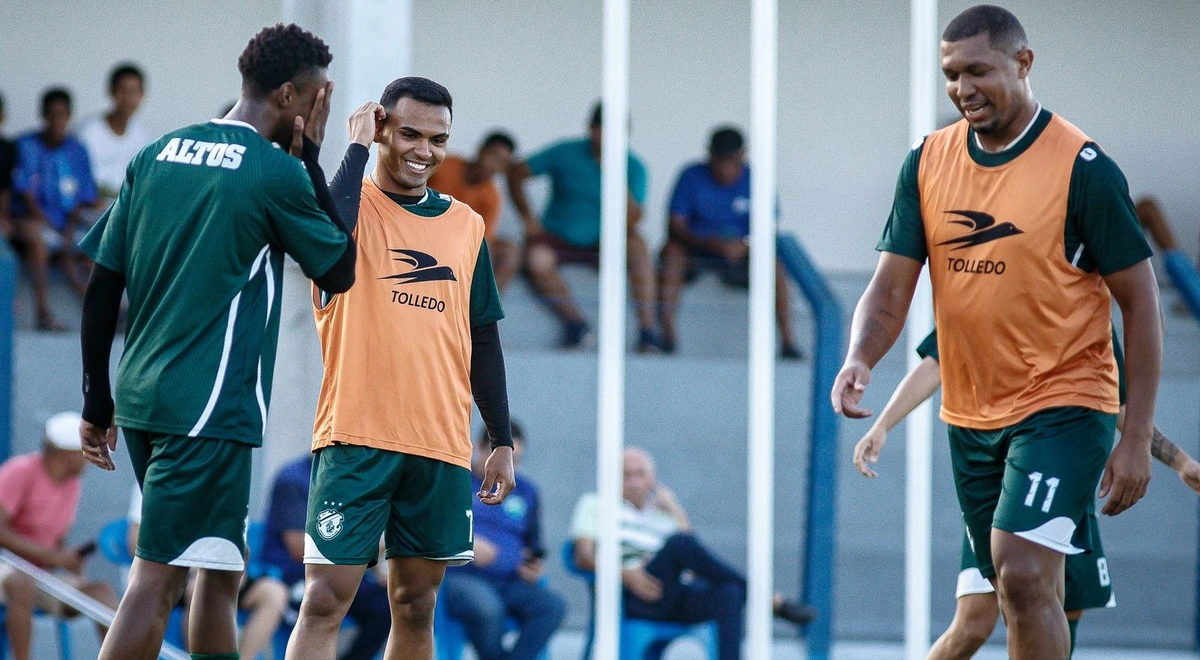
[478,445,515,505]
[79,419,118,471]
[288,80,334,157]
[853,426,887,478]
[831,360,872,419]
[1099,433,1152,515]
[348,101,386,147]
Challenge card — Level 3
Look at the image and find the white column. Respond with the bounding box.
[594,0,630,657]
[747,0,778,657]
[906,0,937,657]
[264,0,412,484]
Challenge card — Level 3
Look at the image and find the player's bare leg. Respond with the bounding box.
[927,592,999,660]
[188,568,242,655]
[383,556,447,660]
[993,530,1069,659]
[98,558,190,660]
[286,563,367,660]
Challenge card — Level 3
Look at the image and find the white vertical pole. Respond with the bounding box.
[595,0,629,658]
[747,0,778,658]
[906,0,937,658]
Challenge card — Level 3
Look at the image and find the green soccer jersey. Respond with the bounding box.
[80,119,347,445]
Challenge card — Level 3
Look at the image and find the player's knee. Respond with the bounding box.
[390,584,438,628]
[996,560,1056,611]
[300,578,353,621]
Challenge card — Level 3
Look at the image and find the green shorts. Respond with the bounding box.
[950,406,1116,579]
[956,518,1115,610]
[304,445,474,567]
[124,429,251,571]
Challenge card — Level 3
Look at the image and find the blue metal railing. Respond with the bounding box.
[777,233,841,660]
[0,240,15,463]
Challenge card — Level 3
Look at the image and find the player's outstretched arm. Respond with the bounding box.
[79,264,125,471]
[854,356,942,478]
[1100,259,1163,515]
[832,252,922,419]
[1117,406,1200,495]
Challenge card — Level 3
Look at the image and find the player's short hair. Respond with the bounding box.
[480,131,516,153]
[942,4,1028,55]
[109,63,145,92]
[238,23,333,98]
[380,77,453,118]
[709,126,745,157]
[41,88,72,117]
[475,420,524,446]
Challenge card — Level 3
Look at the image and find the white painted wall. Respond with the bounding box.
[2,0,1197,272]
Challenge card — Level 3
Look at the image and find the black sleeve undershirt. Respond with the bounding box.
[301,138,357,294]
[80,264,126,427]
[328,142,370,233]
[471,321,514,449]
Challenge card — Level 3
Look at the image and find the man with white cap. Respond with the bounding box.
[0,411,118,660]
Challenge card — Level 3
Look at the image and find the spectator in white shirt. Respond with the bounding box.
[79,63,151,202]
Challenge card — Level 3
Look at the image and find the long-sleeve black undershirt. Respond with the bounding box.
[469,321,513,450]
[80,264,125,426]
[301,137,357,294]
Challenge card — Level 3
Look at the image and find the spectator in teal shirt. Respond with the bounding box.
[508,103,662,351]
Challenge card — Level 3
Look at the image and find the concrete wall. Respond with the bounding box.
[2,1,1198,272]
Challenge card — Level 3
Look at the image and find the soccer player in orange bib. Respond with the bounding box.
[285,78,516,660]
[831,6,1163,659]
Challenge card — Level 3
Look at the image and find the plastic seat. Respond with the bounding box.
[560,541,718,660]
[433,579,551,660]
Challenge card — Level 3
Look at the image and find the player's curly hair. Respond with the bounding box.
[238,23,332,97]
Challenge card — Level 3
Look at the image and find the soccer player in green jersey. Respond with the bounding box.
[77,24,357,660]
[852,329,1200,659]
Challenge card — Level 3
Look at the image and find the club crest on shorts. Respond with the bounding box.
[317,508,344,540]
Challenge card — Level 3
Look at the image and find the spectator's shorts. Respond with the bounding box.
[527,233,600,267]
[304,444,474,567]
[682,244,750,288]
[949,406,1115,580]
[955,521,1115,610]
[124,429,251,571]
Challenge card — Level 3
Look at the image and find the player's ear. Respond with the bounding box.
[373,114,386,145]
[277,82,297,109]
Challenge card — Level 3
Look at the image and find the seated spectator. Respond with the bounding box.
[571,447,814,660]
[10,88,99,328]
[126,486,287,660]
[658,127,800,358]
[429,132,522,292]
[507,102,662,351]
[442,422,565,660]
[0,92,15,241]
[0,412,117,660]
[79,63,151,204]
[260,454,391,660]
[1135,196,1200,319]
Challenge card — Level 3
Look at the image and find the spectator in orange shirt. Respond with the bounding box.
[429,132,520,292]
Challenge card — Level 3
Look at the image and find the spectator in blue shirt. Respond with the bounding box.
[9,88,99,330]
[657,127,800,358]
[441,422,565,660]
[507,102,662,352]
[261,455,392,660]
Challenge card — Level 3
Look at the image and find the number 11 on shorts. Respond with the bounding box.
[1024,471,1060,513]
